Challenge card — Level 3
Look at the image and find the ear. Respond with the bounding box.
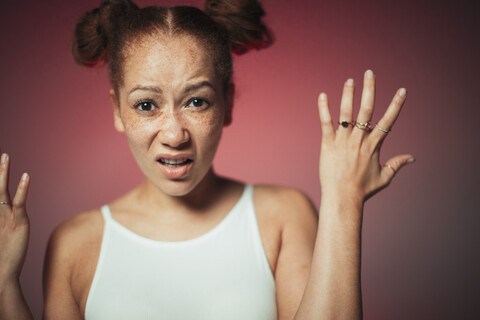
[223,83,235,127]
[110,89,125,133]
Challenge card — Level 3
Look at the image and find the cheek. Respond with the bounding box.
[122,115,156,149]
[193,109,225,143]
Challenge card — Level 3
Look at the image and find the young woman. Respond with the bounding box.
[0,0,415,319]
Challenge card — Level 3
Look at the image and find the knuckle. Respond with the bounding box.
[12,199,25,209]
[360,106,374,115]
[394,159,401,168]
[360,143,371,155]
[394,95,405,104]
[321,118,330,125]
[347,138,361,151]
[367,140,380,153]
[364,81,375,89]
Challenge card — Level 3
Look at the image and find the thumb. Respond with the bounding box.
[381,154,416,183]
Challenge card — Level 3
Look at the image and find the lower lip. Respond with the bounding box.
[156,160,194,179]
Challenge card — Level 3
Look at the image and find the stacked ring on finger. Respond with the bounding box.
[0,201,11,205]
[385,164,396,174]
[375,123,391,133]
[338,120,354,128]
[355,121,372,131]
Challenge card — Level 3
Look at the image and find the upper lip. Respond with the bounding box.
[155,153,194,161]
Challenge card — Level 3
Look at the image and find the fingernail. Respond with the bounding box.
[22,172,29,181]
[319,93,326,100]
[345,78,354,86]
[407,158,415,163]
[1,153,7,164]
[365,70,374,78]
[399,88,406,97]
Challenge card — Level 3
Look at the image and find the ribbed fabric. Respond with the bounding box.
[85,185,277,320]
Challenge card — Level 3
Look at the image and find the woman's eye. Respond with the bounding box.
[135,101,156,112]
[187,98,208,108]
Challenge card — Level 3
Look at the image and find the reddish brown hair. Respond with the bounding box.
[72,0,273,94]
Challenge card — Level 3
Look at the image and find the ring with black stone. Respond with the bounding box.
[338,121,353,128]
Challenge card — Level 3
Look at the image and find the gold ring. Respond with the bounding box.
[355,121,372,131]
[0,201,11,205]
[375,124,391,133]
[385,164,396,174]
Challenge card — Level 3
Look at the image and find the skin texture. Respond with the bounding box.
[113,34,230,198]
[0,34,414,320]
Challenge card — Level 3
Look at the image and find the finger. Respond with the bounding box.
[338,78,355,132]
[318,93,335,142]
[12,173,30,223]
[381,154,416,184]
[0,153,12,202]
[354,70,376,132]
[369,88,407,144]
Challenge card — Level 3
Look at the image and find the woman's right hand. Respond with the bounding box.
[0,152,30,285]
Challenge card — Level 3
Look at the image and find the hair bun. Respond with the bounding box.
[72,0,139,67]
[205,0,273,55]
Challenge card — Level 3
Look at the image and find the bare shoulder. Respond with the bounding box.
[43,209,104,319]
[44,208,104,286]
[253,184,318,225]
[253,185,318,320]
[47,208,104,258]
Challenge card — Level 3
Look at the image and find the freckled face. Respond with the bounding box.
[112,34,231,196]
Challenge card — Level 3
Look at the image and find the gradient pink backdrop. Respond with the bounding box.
[1,0,479,318]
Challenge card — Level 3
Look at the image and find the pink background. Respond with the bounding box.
[1,0,479,318]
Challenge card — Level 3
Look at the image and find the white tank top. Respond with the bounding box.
[85,185,278,319]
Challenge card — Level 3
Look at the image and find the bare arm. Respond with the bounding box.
[0,279,33,320]
[0,153,33,320]
[294,70,415,319]
[263,187,318,320]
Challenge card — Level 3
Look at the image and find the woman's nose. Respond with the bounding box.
[159,110,190,149]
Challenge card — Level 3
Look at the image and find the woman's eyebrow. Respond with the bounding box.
[183,81,215,94]
[129,85,162,96]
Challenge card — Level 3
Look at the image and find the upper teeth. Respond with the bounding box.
[161,158,188,165]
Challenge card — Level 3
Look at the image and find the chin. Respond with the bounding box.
[156,179,198,197]
[154,171,217,198]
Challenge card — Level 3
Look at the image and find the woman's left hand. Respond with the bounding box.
[317,70,415,204]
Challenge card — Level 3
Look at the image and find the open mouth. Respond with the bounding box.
[157,158,193,168]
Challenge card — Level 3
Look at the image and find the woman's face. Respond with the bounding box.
[111,34,233,196]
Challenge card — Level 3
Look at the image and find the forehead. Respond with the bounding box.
[121,34,218,92]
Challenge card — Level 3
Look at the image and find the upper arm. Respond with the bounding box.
[273,189,318,320]
[43,221,83,320]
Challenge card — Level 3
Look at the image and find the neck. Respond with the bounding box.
[134,168,226,217]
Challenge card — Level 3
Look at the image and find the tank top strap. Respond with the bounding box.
[243,184,255,218]
[238,184,254,219]
[244,184,254,198]
[100,204,113,222]
[242,184,276,282]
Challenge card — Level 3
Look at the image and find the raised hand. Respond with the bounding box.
[0,152,30,284]
[317,70,415,204]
